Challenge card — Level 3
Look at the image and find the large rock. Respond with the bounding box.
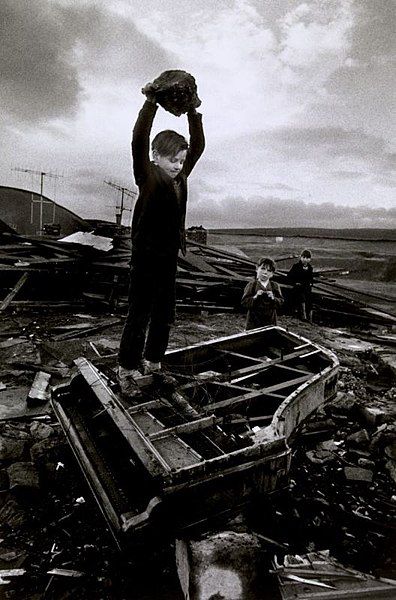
[29,436,66,465]
[325,392,357,417]
[0,423,30,440]
[347,429,370,447]
[371,424,396,452]
[176,531,266,600]
[30,421,54,440]
[375,351,396,382]
[385,442,396,461]
[0,436,26,461]
[7,462,40,501]
[385,460,396,487]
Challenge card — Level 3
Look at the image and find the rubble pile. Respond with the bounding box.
[0,299,394,598]
[0,416,138,598]
[248,357,396,580]
[0,232,88,311]
[0,415,185,599]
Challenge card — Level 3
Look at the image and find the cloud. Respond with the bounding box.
[331,170,366,180]
[0,0,82,123]
[187,195,396,229]
[0,0,172,127]
[350,0,395,61]
[0,0,393,221]
[304,1,396,138]
[213,125,395,183]
[279,1,353,68]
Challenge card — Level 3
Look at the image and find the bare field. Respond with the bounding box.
[208,231,396,284]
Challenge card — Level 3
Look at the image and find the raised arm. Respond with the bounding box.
[183,108,205,177]
[132,99,158,185]
[272,282,284,308]
[241,281,260,309]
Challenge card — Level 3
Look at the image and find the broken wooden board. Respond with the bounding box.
[274,550,396,599]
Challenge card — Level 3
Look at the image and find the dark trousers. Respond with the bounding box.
[293,285,313,316]
[118,251,178,369]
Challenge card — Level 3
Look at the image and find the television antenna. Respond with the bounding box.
[104,181,136,225]
[12,168,63,234]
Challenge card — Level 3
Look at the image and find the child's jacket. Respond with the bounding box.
[287,261,314,290]
[242,279,284,329]
[131,101,205,258]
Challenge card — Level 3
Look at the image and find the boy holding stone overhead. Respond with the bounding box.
[117,71,205,396]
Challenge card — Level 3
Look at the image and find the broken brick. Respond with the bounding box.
[344,466,373,482]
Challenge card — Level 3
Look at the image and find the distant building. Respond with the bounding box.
[186,225,207,245]
[0,186,91,237]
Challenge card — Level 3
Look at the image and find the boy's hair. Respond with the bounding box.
[257,257,276,272]
[301,249,312,258]
[152,130,188,158]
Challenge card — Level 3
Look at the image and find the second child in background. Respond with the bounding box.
[242,257,284,330]
[287,249,314,322]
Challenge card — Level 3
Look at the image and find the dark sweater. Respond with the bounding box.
[287,261,314,289]
[131,101,205,258]
[241,279,284,329]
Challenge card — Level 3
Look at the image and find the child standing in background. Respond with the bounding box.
[287,249,314,322]
[242,257,284,329]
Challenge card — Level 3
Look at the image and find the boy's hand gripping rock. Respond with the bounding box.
[142,70,201,116]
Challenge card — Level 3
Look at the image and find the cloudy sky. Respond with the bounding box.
[1,0,395,228]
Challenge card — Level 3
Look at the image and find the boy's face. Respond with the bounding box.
[301,256,311,265]
[257,264,274,283]
[153,149,187,179]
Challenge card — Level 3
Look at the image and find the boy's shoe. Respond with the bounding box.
[117,366,142,397]
[143,359,177,389]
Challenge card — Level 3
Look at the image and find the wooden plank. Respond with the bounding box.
[187,239,255,268]
[179,250,218,273]
[178,270,246,282]
[274,364,313,376]
[74,358,171,478]
[127,399,172,414]
[52,400,122,537]
[205,262,245,278]
[228,347,317,383]
[295,586,396,599]
[148,415,218,441]
[205,374,311,412]
[0,272,29,311]
[54,317,120,340]
[219,349,269,364]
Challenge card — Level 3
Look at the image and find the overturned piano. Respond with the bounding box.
[52,326,338,544]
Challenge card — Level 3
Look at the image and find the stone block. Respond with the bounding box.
[371,424,396,451]
[344,466,373,483]
[7,462,40,500]
[347,429,370,446]
[30,436,66,465]
[176,531,265,600]
[30,421,54,440]
[359,405,386,426]
[316,439,340,453]
[357,457,375,469]
[306,449,335,465]
[385,460,396,486]
[385,443,396,461]
[0,436,26,461]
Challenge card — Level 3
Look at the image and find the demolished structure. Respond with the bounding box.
[52,326,338,544]
[0,225,395,329]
